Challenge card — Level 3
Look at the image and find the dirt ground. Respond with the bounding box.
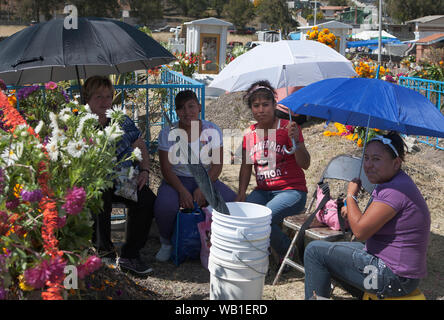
[75,91,444,301]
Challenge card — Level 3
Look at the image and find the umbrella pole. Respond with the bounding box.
[282,65,297,155]
[358,116,371,180]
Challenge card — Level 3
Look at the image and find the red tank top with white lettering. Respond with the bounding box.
[242,119,307,192]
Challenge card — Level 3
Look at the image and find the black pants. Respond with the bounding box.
[92,185,156,259]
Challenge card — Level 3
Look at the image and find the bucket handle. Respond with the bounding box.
[239,231,270,256]
[232,253,268,276]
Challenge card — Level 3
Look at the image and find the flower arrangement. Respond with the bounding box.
[226,45,248,65]
[0,84,140,300]
[323,122,382,147]
[409,60,444,82]
[306,26,336,49]
[14,82,70,138]
[353,58,388,79]
[172,52,202,77]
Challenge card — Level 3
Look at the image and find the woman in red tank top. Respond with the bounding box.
[236,80,311,261]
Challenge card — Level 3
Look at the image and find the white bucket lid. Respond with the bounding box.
[211,221,271,241]
[210,202,272,222]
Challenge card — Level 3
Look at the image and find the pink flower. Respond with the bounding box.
[57,216,67,228]
[20,189,43,202]
[24,257,67,289]
[5,198,19,210]
[61,186,86,215]
[45,81,58,90]
[77,256,102,279]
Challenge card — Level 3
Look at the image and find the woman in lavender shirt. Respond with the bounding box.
[304,132,430,299]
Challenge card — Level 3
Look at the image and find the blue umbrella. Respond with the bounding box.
[278,77,444,177]
[279,77,444,138]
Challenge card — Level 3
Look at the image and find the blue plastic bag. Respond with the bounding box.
[171,203,205,266]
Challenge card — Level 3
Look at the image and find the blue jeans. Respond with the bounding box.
[304,241,420,300]
[246,189,306,257]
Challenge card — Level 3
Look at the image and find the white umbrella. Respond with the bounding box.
[351,30,397,41]
[209,40,356,93]
[209,40,357,153]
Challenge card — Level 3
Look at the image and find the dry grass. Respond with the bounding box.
[93,92,444,301]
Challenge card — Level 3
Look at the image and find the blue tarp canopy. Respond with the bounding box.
[346,38,401,48]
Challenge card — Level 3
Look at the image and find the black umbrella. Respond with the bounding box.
[0,17,175,91]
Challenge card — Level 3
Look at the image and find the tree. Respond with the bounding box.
[328,0,349,6]
[70,0,120,18]
[223,0,255,30]
[210,0,228,17]
[171,0,210,17]
[129,0,163,24]
[256,0,298,35]
[15,0,61,22]
[385,0,444,23]
[187,0,209,18]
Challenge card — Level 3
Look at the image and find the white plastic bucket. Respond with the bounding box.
[211,232,270,252]
[208,202,271,300]
[210,239,269,262]
[211,214,270,235]
[211,220,270,242]
[210,202,272,226]
[208,253,269,300]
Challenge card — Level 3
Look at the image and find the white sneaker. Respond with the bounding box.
[155,244,173,262]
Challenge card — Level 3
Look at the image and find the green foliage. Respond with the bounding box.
[385,0,444,23]
[138,26,153,37]
[14,0,61,22]
[223,0,255,30]
[306,12,325,22]
[70,0,120,18]
[171,0,210,18]
[188,0,210,18]
[210,0,228,17]
[256,0,298,34]
[130,0,163,24]
[328,0,349,5]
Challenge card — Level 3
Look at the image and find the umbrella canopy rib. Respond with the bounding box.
[0,17,175,86]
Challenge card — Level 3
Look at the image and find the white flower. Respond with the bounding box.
[35,121,44,134]
[1,148,19,166]
[76,113,99,137]
[66,140,87,158]
[52,128,67,143]
[58,107,72,122]
[49,112,59,131]
[46,137,59,161]
[132,147,142,162]
[105,105,125,122]
[59,107,71,116]
[84,104,92,113]
[104,124,124,142]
